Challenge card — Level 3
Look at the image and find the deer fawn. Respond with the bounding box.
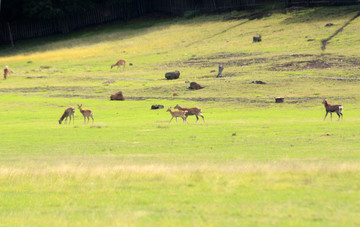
[167,108,187,123]
[174,104,204,122]
[59,107,75,124]
[3,66,10,79]
[77,104,94,124]
[323,99,343,121]
[111,59,126,71]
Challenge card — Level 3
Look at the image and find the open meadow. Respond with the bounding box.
[1,6,360,226]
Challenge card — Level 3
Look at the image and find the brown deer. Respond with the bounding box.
[111,59,126,71]
[167,108,187,123]
[59,107,75,124]
[174,104,204,122]
[323,99,343,121]
[3,66,10,79]
[77,104,94,124]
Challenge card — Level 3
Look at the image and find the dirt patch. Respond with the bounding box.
[166,52,360,73]
[272,60,332,70]
[170,53,314,68]
[271,55,360,71]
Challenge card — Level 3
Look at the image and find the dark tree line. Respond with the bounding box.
[1,0,359,23]
[0,0,134,22]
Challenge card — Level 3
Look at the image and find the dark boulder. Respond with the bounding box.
[110,91,125,101]
[151,105,164,110]
[251,80,266,84]
[275,97,284,103]
[253,35,261,42]
[188,82,205,90]
[165,70,180,80]
[325,23,334,27]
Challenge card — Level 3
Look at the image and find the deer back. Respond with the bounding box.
[323,99,342,112]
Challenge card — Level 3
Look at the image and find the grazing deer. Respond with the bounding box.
[3,66,10,79]
[59,107,75,125]
[167,108,187,123]
[174,104,204,122]
[77,104,94,124]
[111,59,126,71]
[323,99,343,121]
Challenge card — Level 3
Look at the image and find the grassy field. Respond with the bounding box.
[1,5,360,226]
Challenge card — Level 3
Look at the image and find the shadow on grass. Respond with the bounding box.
[0,14,173,57]
[281,5,360,24]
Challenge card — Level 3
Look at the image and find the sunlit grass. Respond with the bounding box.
[1,5,360,226]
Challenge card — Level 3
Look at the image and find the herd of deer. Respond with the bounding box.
[3,61,344,124]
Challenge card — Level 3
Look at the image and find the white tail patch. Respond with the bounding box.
[339,105,343,110]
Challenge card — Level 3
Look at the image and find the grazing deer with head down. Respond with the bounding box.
[77,104,94,124]
[174,104,204,122]
[167,108,187,123]
[59,107,75,125]
[111,59,126,71]
[323,99,343,121]
[4,66,10,79]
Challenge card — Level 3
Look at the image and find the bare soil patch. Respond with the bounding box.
[271,56,360,71]
[272,59,332,70]
[164,52,360,75]
[175,52,360,72]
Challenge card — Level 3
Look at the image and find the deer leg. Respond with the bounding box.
[330,112,333,121]
[169,116,174,123]
[199,113,205,122]
[91,115,94,124]
[336,112,341,121]
[324,112,328,120]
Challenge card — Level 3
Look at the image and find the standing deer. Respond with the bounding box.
[3,66,10,79]
[167,108,187,123]
[323,99,343,121]
[77,104,94,124]
[111,59,126,71]
[174,104,204,122]
[59,107,75,125]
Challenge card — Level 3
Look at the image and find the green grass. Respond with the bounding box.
[1,5,360,226]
